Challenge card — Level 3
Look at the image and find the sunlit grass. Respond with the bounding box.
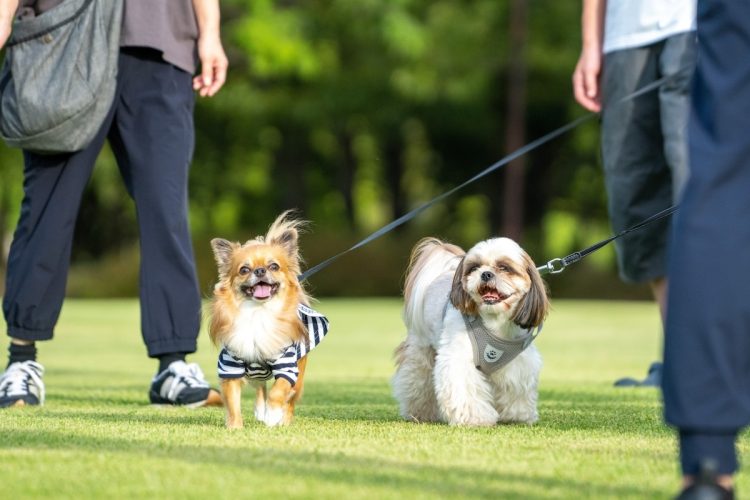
[0,298,746,498]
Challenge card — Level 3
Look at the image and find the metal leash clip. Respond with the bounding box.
[537,258,566,276]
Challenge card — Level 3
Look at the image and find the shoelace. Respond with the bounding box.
[164,362,209,401]
[0,361,44,403]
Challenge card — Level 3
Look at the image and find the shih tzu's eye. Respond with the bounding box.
[466,264,479,274]
[498,265,509,272]
[239,266,251,276]
[268,263,280,272]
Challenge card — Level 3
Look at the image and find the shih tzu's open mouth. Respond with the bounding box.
[241,281,279,300]
[478,286,510,305]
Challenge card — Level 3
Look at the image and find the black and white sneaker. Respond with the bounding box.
[0,360,45,407]
[149,361,222,408]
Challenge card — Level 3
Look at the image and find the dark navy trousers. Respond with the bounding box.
[2,49,202,357]
[662,0,750,476]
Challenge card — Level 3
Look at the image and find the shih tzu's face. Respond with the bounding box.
[450,237,549,329]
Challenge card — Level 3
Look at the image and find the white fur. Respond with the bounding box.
[223,301,292,362]
[252,380,267,422]
[392,238,542,426]
[263,406,284,427]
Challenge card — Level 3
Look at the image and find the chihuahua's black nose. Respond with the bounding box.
[481,271,494,282]
[254,267,266,277]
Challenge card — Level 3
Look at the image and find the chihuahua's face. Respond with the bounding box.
[210,212,307,308]
[225,243,296,303]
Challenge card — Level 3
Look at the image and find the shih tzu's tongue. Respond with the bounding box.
[253,283,273,299]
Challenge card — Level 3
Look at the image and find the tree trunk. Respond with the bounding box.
[501,0,528,240]
[384,139,405,227]
[338,131,357,229]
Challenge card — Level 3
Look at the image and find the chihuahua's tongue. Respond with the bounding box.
[253,283,272,299]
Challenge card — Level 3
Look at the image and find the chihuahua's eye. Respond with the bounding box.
[239,266,251,276]
[268,263,280,272]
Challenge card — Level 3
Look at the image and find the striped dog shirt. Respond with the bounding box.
[217,304,330,386]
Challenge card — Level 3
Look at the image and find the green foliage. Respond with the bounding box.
[0,0,622,298]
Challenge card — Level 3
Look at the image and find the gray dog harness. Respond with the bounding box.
[463,315,541,375]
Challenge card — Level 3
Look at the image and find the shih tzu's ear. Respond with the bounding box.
[210,238,237,278]
[266,210,305,258]
[512,254,550,329]
[450,257,477,315]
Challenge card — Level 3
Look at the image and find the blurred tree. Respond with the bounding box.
[502,0,528,241]
[0,1,635,298]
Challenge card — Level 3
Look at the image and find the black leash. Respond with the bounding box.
[299,77,669,282]
[536,204,679,276]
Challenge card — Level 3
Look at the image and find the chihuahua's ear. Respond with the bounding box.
[266,210,305,257]
[512,254,550,329]
[269,227,298,257]
[450,257,477,315]
[210,238,237,278]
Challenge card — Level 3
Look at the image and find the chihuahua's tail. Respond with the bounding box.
[402,238,464,332]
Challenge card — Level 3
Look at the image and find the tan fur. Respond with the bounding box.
[403,238,464,312]
[450,257,479,316]
[511,253,550,329]
[209,211,313,428]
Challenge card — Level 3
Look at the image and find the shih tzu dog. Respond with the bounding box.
[209,211,330,428]
[392,237,549,426]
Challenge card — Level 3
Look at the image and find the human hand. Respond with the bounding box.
[193,32,228,97]
[572,47,602,112]
[0,0,19,50]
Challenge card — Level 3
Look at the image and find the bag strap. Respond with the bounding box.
[6,0,95,47]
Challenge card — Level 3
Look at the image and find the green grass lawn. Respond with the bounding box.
[0,298,746,499]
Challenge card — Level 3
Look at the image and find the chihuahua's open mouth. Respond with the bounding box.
[479,286,510,305]
[242,281,279,300]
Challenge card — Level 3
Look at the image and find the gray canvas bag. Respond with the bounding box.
[0,0,123,154]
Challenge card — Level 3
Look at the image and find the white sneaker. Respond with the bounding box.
[149,361,222,407]
[0,360,45,407]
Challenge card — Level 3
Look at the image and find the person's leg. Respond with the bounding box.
[649,277,667,324]
[3,147,108,342]
[601,43,674,286]
[108,49,201,359]
[664,0,750,494]
[1,96,114,407]
[107,49,219,406]
[602,44,673,387]
[658,31,696,203]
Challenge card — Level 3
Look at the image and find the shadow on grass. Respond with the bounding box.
[36,379,670,434]
[0,428,665,499]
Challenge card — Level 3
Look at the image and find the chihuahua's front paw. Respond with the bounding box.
[225,417,244,429]
[254,402,266,422]
[263,406,284,427]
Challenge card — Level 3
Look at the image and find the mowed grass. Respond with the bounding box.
[1,298,747,499]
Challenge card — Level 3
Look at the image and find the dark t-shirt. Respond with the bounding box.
[19,0,199,74]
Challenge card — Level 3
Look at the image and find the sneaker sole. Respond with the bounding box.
[0,397,42,408]
[150,389,224,409]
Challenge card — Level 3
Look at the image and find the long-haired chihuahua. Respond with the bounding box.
[209,211,329,428]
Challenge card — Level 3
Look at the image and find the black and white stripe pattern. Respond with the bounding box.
[217,304,330,386]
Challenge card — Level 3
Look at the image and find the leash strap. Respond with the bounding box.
[537,204,679,276]
[299,77,668,282]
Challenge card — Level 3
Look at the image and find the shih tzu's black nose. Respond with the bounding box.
[254,267,266,277]
[481,271,494,282]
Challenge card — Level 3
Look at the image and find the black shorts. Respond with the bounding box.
[600,31,696,283]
